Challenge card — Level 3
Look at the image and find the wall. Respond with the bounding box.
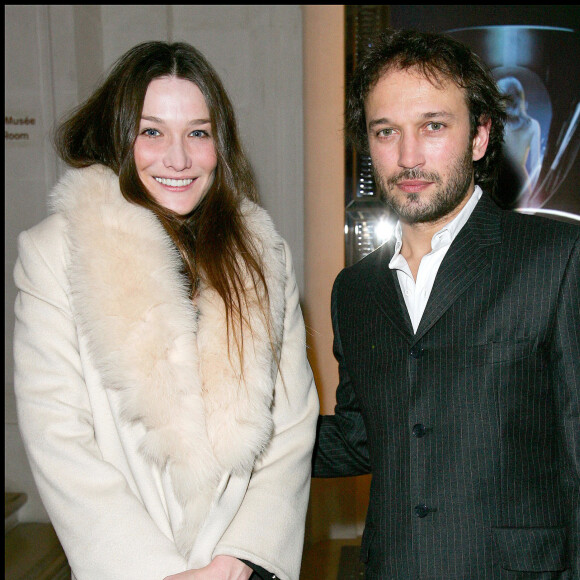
[302,5,371,543]
[5,4,304,523]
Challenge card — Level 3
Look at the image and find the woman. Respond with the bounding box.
[13,41,319,580]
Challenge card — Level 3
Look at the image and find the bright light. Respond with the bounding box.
[375,218,394,244]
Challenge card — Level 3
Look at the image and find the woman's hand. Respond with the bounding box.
[164,555,253,580]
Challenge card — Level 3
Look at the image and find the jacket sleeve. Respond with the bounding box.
[13,217,187,580]
[551,232,580,573]
[213,241,320,580]
[311,270,371,478]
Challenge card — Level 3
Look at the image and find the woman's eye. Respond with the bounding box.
[142,128,160,137]
[190,129,209,138]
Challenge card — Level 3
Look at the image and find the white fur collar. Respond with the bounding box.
[50,165,286,554]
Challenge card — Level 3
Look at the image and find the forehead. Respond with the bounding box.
[142,76,208,111]
[365,67,469,119]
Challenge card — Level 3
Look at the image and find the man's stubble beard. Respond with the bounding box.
[374,142,475,224]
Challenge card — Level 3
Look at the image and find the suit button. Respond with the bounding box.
[409,345,424,359]
[412,423,427,438]
[414,504,430,518]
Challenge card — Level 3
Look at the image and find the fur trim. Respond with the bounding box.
[50,165,286,555]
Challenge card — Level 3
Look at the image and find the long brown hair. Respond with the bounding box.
[54,41,270,355]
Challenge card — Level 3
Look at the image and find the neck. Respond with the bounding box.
[399,185,475,279]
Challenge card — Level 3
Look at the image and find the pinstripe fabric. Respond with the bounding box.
[312,193,580,579]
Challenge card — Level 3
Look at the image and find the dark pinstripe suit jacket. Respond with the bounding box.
[313,193,580,579]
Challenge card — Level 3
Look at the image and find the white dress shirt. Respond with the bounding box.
[389,186,483,333]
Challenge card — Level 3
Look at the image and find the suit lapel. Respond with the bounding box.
[367,239,415,340]
[415,193,503,339]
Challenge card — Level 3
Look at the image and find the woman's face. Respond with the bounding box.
[134,76,218,215]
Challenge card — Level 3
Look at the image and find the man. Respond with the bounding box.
[312,29,579,579]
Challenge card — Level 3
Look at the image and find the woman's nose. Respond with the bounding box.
[163,138,192,171]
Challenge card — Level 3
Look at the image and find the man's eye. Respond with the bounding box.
[427,122,443,131]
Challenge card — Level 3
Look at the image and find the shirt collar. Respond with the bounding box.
[392,185,483,258]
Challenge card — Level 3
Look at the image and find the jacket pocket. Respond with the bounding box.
[451,338,536,368]
[491,527,568,572]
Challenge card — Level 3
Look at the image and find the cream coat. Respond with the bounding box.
[13,165,319,580]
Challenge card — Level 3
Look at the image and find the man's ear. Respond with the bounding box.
[472,117,492,162]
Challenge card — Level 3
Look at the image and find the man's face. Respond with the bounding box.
[365,67,490,224]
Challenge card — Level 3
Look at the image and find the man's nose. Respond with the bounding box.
[397,133,425,169]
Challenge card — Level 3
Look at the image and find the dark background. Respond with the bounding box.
[389,5,580,33]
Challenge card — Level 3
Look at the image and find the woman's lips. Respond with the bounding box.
[154,176,196,191]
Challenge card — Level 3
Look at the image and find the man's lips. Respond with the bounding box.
[396,180,433,193]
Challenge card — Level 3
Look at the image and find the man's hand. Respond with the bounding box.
[164,555,253,580]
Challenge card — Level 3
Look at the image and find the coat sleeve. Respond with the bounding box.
[311,270,371,478]
[13,217,187,580]
[213,241,320,580]
[551,232,580,573]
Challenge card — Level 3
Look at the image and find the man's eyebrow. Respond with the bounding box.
[368,117,390,130]
[421,111,456,120]
[368,111,456,130]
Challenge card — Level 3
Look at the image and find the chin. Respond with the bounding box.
[171,205,197,216]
